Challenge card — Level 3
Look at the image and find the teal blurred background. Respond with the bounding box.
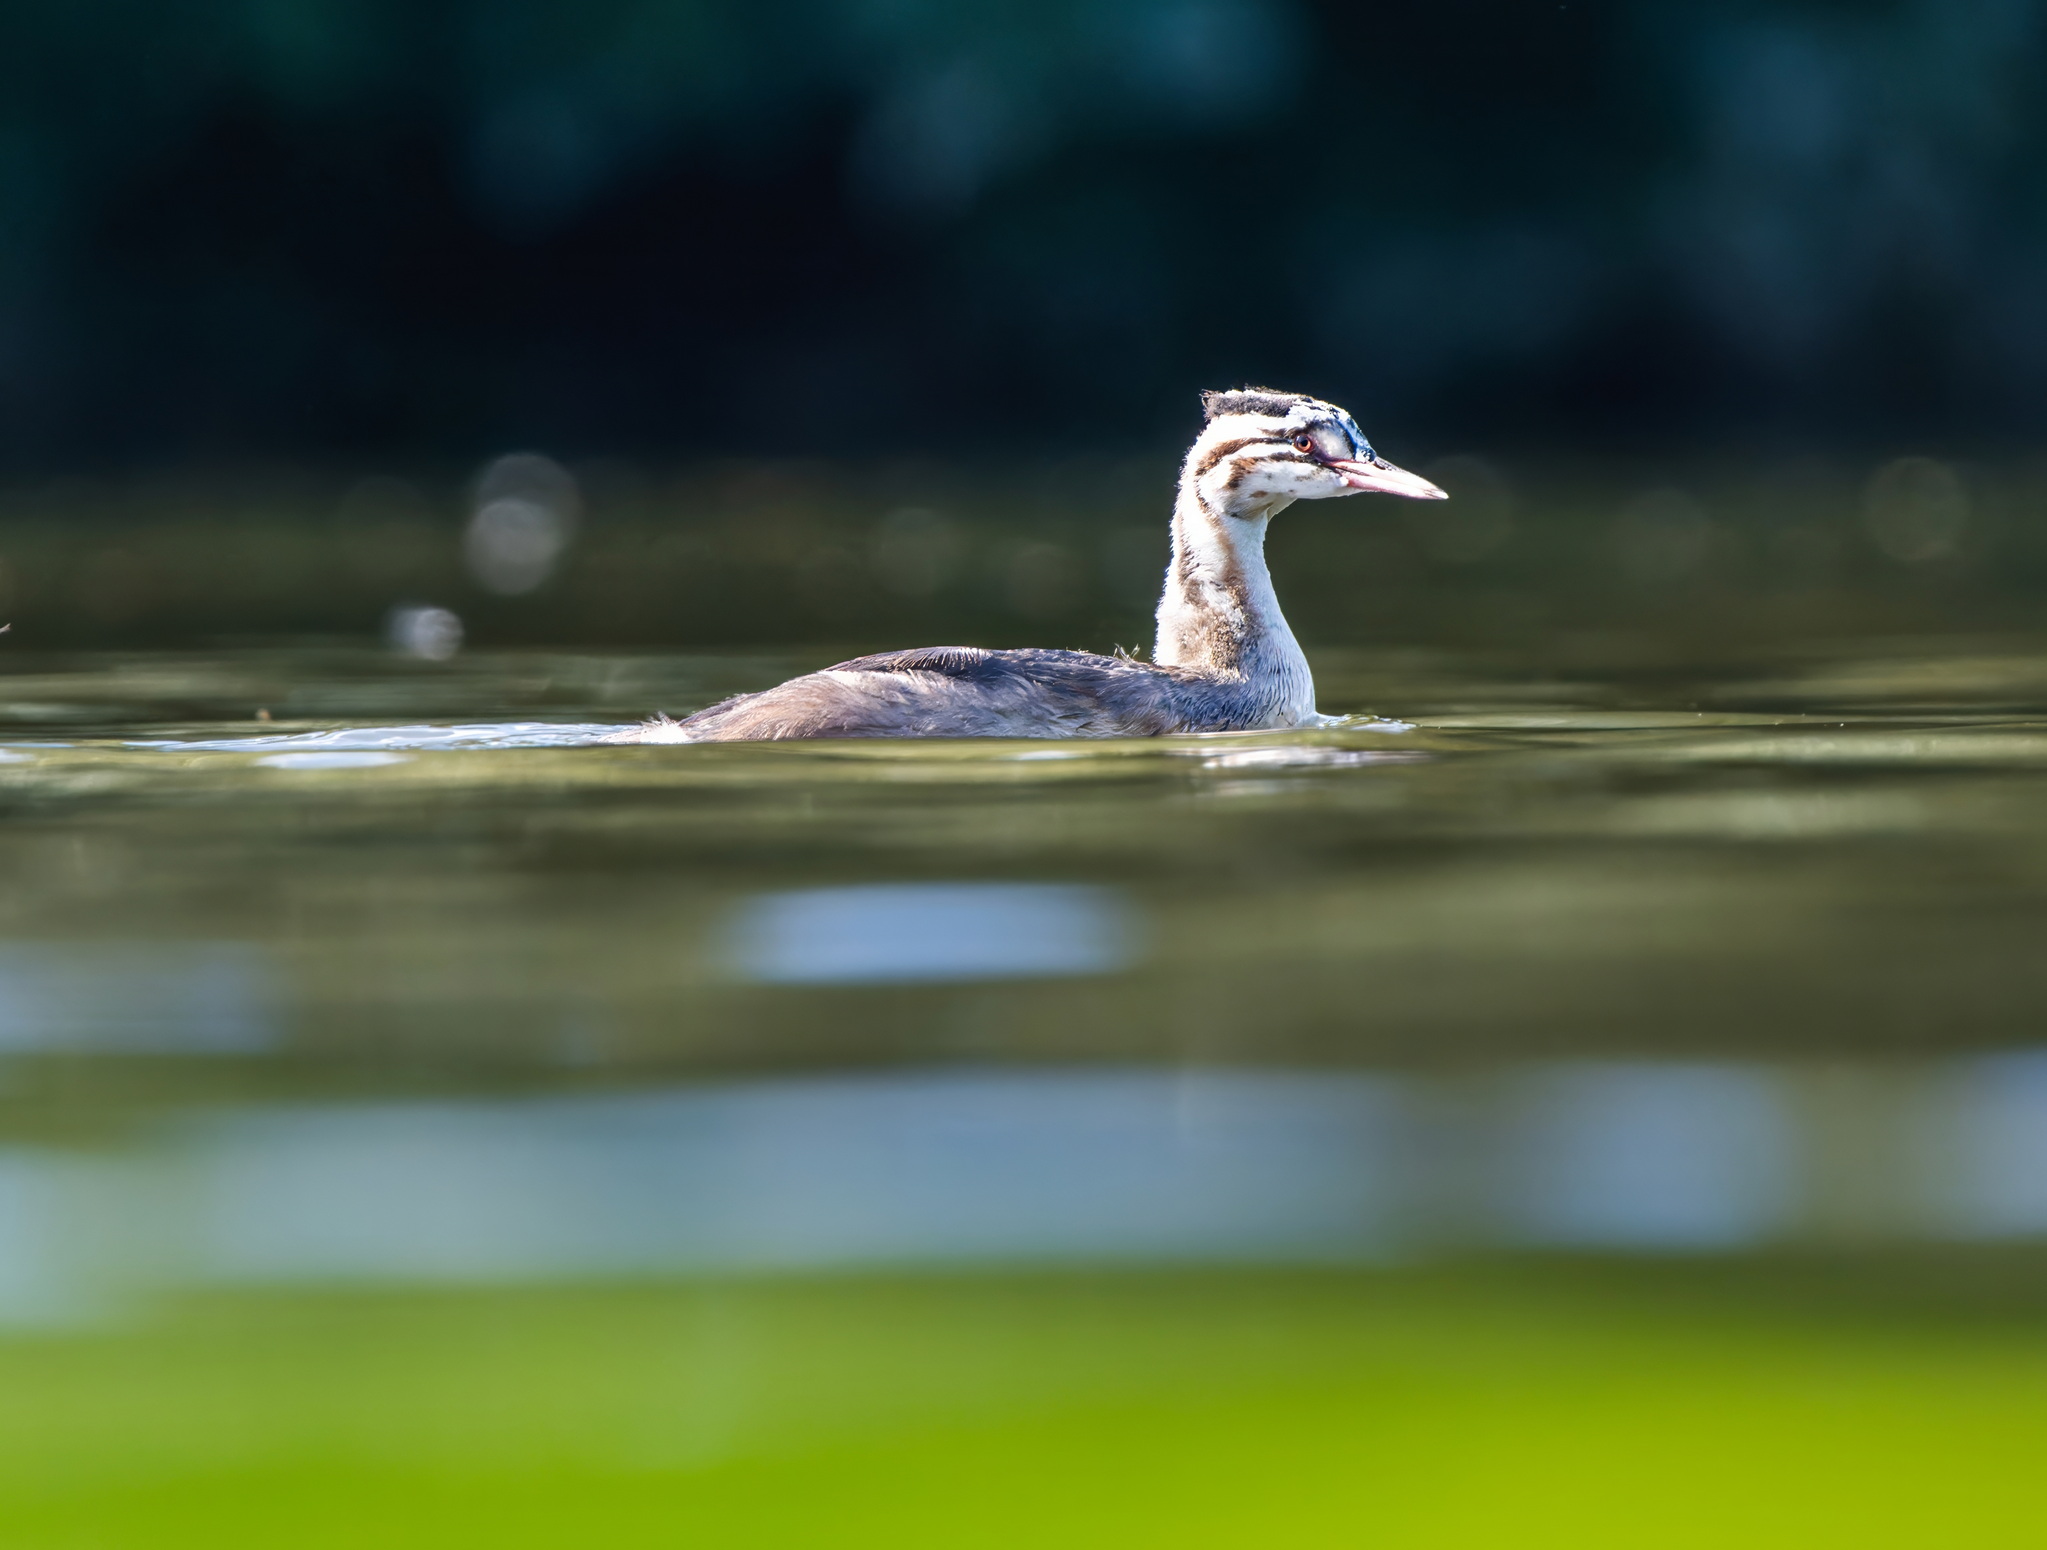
[2,1,2045,653]
[4,0,2047,468]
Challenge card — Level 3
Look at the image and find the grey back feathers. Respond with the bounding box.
[666,646,1230,742]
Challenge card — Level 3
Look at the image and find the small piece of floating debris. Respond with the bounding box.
[619,388,1444,744]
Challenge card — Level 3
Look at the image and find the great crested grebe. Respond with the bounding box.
[626,388,1445,743]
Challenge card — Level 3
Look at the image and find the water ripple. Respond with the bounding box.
[134,722,630,753]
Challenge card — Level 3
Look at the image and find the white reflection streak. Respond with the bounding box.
[0,943,277,1055]
[1201,749,1423,771]
[257,752,410,770]
[0,1155,80,1323]
[722,883,1136,985]
[1503,1063,1797,1249]
[190,1072,1399,1282]
[138,723,627,753]
[11,1053,2047,1322]
[1931,1051,2047,1237]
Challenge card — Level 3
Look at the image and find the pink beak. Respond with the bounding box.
[1327,458,1448,500]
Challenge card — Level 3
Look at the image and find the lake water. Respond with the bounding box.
[3,637,2047,1306]
[7,637,2047,1546]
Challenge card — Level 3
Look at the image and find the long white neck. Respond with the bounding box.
[1151,446,1316,725]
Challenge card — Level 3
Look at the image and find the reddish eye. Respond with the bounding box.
[1292,434,1314,453]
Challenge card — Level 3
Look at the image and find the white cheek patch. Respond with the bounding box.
[1200,456,1333,510]
[1199,458,1276,506]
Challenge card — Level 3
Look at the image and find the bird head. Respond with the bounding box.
[1191,388,1447,510]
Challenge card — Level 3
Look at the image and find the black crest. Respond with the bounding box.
[1201,387,1312,423]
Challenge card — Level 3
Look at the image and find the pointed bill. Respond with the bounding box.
[1328,458,1448,500]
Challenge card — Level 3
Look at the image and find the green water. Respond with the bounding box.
[5,636,2047,1545]
[9,1263,2047,1548]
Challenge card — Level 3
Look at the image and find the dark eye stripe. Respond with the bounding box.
[1195,436,1298,476]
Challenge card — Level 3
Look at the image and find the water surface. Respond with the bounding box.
[5,638,2045,1080]
[1,637,2046,1286]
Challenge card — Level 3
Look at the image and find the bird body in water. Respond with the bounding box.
[626,389,1445,743]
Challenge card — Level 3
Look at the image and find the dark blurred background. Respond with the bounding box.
[2,0,2045,646]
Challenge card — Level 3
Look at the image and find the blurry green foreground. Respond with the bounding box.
[8,1261,2047,1549]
